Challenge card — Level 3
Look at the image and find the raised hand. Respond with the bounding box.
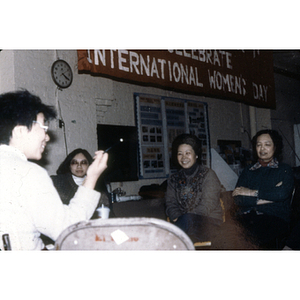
[83,150,108,190]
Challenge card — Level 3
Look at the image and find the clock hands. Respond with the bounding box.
[52,60,73,89]
[61,72,70,81]
[60,71,70,80]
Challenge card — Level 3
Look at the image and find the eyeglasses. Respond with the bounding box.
[70,160,88,166]
[33,120,49,133]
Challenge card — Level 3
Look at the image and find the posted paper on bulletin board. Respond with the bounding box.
[135,93,210,179]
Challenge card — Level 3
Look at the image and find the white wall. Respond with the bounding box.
[0,49,273,194]
[0,50,15,91]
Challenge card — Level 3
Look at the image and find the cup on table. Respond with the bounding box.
[96,206,110,219]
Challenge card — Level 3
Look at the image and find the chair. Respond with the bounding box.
[55,217,195,250]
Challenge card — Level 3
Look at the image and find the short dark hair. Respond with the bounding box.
[0,90,57,144]
[171,133,202,167]
[56,148,93,174]
[251,129,283,161]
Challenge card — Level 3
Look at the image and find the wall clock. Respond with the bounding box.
[51,59,73,89]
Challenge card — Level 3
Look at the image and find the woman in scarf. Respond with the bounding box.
[232,129,294,249]
[165,134,223,243]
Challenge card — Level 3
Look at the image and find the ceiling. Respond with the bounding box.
[273,50,300,80]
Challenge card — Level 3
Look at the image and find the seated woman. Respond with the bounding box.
[42,148,110,247]
[232,129,294,249]
[51,148,110,212]
[165,134,223,243]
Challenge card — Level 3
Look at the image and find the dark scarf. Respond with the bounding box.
[173,163,209,213]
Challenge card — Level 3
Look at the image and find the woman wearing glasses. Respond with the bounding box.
[51,148,110,207]
[39,148,110,246]
[232,130,294,249]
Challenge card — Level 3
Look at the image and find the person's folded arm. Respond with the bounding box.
[257,167,294,202]
[232,168,259,207]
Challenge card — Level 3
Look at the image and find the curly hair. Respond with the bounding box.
[251,129,283,162]
[0,90,57,145]
[171,133,202,167]
[56,148,93,174]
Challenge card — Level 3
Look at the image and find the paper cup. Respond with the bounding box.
[96,206,110,219]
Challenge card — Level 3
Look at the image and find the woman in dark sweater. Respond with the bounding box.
[41,149,110,246]
[51,148,110,209]
[232,129,294,249]
[165,134,223,243]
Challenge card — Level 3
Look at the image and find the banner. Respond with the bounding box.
[77,50,276,109]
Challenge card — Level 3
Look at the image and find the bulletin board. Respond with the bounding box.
[134,93,211,179]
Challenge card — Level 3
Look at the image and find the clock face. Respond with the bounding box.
[51,60,73,88]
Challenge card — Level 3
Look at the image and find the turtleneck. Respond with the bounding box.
[72,174,86,186]
[182,162,198,176]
